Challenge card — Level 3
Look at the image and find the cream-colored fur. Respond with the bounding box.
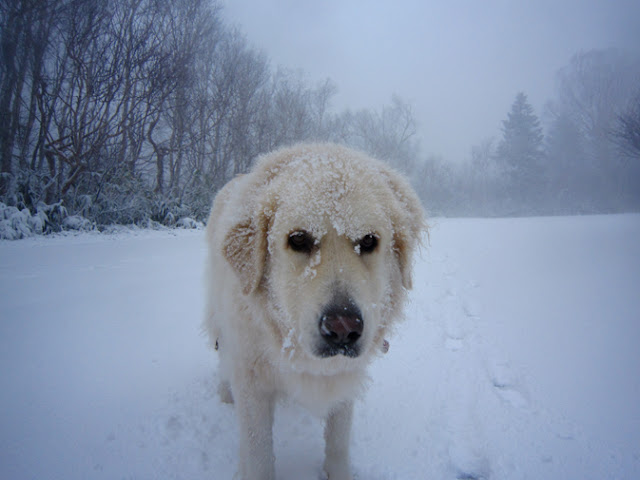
[204,143,425,480]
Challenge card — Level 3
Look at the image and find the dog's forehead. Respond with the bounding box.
[280,203,387,241]
[268,168,391,240]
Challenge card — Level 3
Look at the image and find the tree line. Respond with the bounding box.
[0,0,419,233]
[1,0,639,238]
[423,49,640,216]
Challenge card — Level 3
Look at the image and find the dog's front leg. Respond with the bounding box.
[234,381,275,480]
[323,400,354,480]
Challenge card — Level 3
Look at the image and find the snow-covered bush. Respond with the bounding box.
[0,204,33,239]
[28,210,47,234]
[0,201,94,240]
[62,215,94,231]
[150,198,201,227]
[175,217,203,229]
[37,202,68,231]
[0,203,53,239]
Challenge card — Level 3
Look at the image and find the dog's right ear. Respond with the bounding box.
[222,211,270,295]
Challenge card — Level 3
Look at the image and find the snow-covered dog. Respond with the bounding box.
[204,143,425,480]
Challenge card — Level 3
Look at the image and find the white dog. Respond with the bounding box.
[204,143,425,479]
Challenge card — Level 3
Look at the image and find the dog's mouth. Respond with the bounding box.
[315,343,361,358]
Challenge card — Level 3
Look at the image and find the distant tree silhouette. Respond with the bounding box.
[496,92,544,211]
[614,93,640,159]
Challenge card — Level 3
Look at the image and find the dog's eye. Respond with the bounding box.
[357,234,378,254]
[288,230,315,253]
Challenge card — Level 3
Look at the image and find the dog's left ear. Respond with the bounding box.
[222,208,271,295]
[382,169,427,290]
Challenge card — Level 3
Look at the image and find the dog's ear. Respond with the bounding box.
[382,169,427,290]
[222,209,270,295]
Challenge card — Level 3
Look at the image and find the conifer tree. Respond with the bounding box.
[496,92,544,210]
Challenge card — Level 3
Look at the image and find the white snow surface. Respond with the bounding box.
[1,215,639,479]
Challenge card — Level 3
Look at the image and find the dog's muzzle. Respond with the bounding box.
[316,300,363,358]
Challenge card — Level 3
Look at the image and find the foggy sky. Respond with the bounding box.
[222,0,640,163]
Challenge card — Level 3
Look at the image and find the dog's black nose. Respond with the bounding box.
[320,305,363,347]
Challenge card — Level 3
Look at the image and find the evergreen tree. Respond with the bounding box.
[496,92,544,211]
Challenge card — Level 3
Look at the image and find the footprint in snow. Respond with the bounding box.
[487,360,530,410]
[443,298,474,351]
[449,441,491,480]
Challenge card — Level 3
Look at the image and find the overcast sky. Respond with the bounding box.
[222,0,640,162]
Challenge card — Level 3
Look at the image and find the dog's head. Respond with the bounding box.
[222,144,425,373]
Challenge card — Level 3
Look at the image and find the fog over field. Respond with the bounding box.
[223,0,640,162]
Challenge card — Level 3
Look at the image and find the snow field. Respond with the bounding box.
[1,215,639,479]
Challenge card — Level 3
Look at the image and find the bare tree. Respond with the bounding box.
[0,0,63,201]
[546,48,640,211]
[342,95,419,175]
[46,0,122,197]
[1,0,432,232]
[614,93,640,159]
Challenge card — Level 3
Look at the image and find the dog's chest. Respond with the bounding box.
[276,368,364,416]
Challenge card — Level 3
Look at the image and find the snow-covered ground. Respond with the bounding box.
[1,215,639,480]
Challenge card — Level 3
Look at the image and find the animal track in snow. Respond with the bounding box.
[441,295,476,352]
[487,360,530,410]
[447,420,492,480]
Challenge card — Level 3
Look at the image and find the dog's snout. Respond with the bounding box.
[320,305,363,348]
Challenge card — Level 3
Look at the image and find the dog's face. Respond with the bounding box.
[268,194,394,365]
[222,147,424,374]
